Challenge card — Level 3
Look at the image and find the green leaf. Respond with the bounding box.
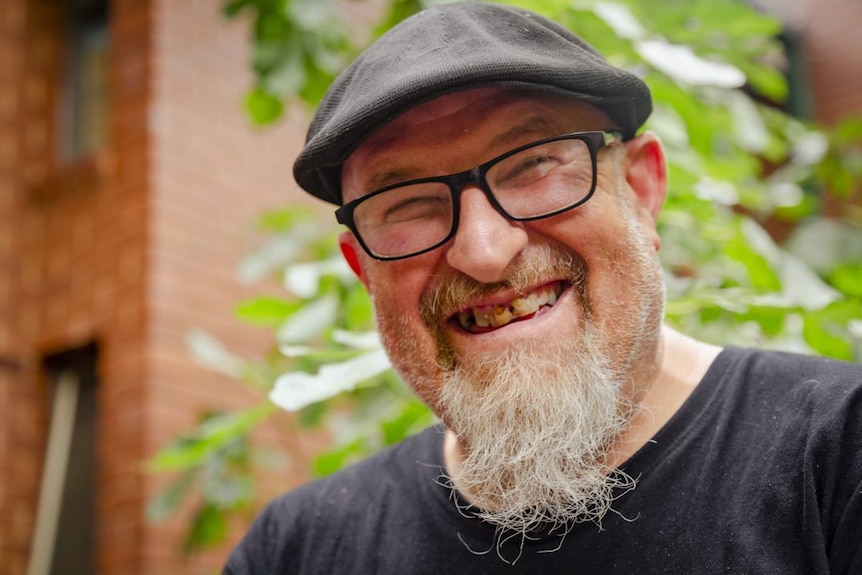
[724,233,782,292]
[183,505,228,553]
[737,60,788,103]
[313,439,365,476]
[829,265,862,298]
[297,399,329,427]
[276,294,339,344]
[263,34,306,95]
[255,207,316,232]
[374,0,424,37]
[245,86,284,125]
[381,401,434,445]
[185,329,245,377]
[146,469,198,523]
[802,315,853,360]
[236,296,303,327]
[298,56,338,106]
[201,472,255,508]
[149,403,275,472]
[342,283,374,330]
[222,0,253,18]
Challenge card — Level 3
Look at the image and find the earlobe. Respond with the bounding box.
[624,132,667,249]
[339,232,369,287]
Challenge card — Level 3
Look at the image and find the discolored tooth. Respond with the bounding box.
[490,305,513,327]
[548,288,558,305]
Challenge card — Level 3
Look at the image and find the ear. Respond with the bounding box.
[623,132,667,249]
[339,231,369,288]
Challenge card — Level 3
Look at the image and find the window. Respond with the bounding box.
[29,344,98,575]
[59,0,109,163]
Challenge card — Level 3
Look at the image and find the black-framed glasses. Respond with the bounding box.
[336,130,622,261]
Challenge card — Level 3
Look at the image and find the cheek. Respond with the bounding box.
[371,287,449,416]
[362,253,455,414]
[361,253,429,314]
[535,197,659,308]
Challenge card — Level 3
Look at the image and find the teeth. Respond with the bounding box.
[457,283,562,331]
[489,305,513,328]
[511,296,531,317]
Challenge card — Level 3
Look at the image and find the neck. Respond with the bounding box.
[604,325,722,467]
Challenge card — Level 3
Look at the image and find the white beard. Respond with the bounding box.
[439,323,638,538]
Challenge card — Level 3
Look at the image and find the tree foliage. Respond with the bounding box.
[148,0,862,555]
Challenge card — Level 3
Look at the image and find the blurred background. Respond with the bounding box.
[0,0,860,573]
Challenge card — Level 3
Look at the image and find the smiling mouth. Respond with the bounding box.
[452,282,565,333]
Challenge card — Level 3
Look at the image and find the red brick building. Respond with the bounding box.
[1,1,321,573]
[0,0,859,573]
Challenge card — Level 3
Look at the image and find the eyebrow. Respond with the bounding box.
[362,116,560,193]
[364,168,424,193]
[487,116,557,150]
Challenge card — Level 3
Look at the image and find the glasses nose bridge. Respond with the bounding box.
[447,166,502,213]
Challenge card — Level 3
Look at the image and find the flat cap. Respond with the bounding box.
[293,1,652,205]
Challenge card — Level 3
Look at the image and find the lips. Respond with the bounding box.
[453,282,564,333]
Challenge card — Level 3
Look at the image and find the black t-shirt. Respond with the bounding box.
[224,347,862,574]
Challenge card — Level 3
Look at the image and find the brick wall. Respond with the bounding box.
[0,1,60,572]
[1,0,157,570]
[1,0,327,573]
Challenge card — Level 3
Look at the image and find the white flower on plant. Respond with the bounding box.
[283,258,353,298]
[792,131,828,166]
[637,39,745,88]
[593,2,644,40]
[185,329,245,377]
[278,330,383,358]
[728,91,769,154]
[769,182,804,208]
[276,294,339,344]
[694,177,739,205]
[269,349,392,411]
[742,219,839,312]
[332,329,383,349]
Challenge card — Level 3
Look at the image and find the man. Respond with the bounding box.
[225,3,861,573]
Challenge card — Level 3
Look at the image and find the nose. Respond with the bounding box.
[445,186,528,283]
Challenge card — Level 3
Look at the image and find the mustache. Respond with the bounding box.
[419,244,589,329]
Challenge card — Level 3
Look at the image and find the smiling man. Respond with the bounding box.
[225,3,862,573]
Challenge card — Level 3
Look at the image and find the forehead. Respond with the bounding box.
[341,87,611,202]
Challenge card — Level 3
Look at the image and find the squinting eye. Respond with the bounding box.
[495,154,562,187]
[383,196,450,223]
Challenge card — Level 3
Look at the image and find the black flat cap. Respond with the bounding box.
[293,1,652,205]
